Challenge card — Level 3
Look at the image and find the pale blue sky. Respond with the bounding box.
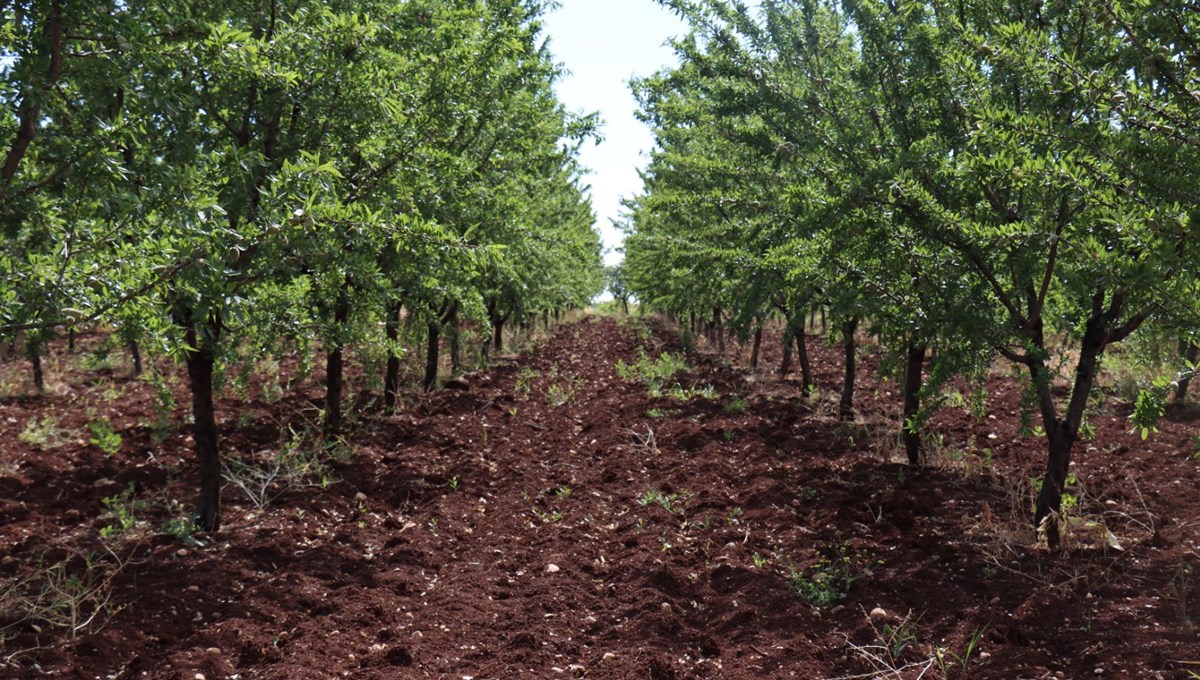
[542,1,688,266]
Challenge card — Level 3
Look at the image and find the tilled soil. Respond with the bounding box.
[1,315,1198,679]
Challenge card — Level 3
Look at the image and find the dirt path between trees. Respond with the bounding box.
[2,315,1199,678]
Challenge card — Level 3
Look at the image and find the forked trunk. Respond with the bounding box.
[839,317,859,421]
[1032,319,1105,549]
[184,326,221,532]
[902,342,927,465]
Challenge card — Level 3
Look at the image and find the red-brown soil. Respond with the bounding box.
[1,315,1198,679]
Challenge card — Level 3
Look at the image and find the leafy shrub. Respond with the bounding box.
[788,540,869,606]
[87,419,122,457]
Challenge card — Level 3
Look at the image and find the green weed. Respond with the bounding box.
[87,419,122,457]
[724,397,750,414]
[787,540,870,606]
[99,484,143,539]
[19,415,71,450]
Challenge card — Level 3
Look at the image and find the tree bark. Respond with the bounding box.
[324,299,349,437]
[780,326,793,377]
[796,326,814,396]
[129,340,142,377]
[1176,340,1198,402]
[28,343,44,394]
[2,1,63,183]
[448,305,461,376]
[1032,315,1106,549]
[715,307,725,353]
[839,317,859,421]
[424,321,440,392]
[902,342,928,465]
[492,315,505,352]
[749,317,763,370]
[384,301,401,413]
[184,325,221,532]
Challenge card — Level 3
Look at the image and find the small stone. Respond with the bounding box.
[869,607,888,620]
[1095,669,1104,675]
[545,563,560,574]
[194,675,206,680]
[979,651,990,660]
[1,556,16,566]
[445,376,470,390]
[354,492,368,504]
[193,612,203,622]
[187,585,200,592]
[602,652,616,661]
[176,548,189,558]
[830,604,845,614]
[989,596,1000,605]
[205,647,221,655]
[661,602,672,614]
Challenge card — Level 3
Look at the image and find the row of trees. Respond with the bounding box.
[622,0,1200,547]
[1,0,604,531]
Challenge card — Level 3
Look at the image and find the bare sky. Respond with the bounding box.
[542,1,688,266]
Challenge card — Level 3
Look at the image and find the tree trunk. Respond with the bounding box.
[384,301,401,413]
[324,300,349,437]
[796,326,814,396]
[780,326,793,377]
[2,1,63,183]
[184,326,221,532]
[714,307,725,353]
[493,315,505,352]
[749,317,763,370]
[621,298,629,315]
[67,328,75,354]
[424,321,440,392]
[129,340,142,377]
[28,344,44,394]
[902,342,928,465]
[1176,340,1199,402]
[1032,317,1106,549]
[839,317,859,421]
[448,306,461,375]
